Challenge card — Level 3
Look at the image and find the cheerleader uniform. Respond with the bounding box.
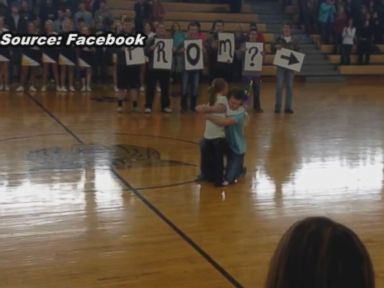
[59,32,76,66]
[21,46,41,67]
[78,46,95,68]
[0,28,10,63]
[42,32,59,64]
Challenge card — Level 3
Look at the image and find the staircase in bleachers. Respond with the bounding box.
[253,1,344,82]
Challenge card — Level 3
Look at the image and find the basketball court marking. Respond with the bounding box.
[24,91,245,288]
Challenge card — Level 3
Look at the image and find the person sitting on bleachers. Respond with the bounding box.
[265,216,375,288]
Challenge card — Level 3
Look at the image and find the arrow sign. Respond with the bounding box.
[281,53,299,65]
[273,48,305,72]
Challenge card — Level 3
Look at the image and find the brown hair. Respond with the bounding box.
[208,78,228,106]
[266,217,375,288]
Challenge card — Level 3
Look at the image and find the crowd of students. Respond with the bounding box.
[294,0,384,65]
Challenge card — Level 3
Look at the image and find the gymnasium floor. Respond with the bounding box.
[1,80,384,287]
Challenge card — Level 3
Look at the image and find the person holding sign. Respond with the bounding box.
[207,20,233,82]
[116,19,141,113]
[144,22,172,113]
[241,27,265,112]
[273,23,299,114]
[41,20,59,92]
[178,22,204,112]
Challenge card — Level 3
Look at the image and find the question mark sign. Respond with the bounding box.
[248,47,259,67]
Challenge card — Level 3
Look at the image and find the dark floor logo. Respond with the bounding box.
[27,144,194,170]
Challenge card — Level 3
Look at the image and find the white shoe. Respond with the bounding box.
[16,86,24,92]
[116,105,123,113]
[144,107,152,113]
[132,106,140,113]
[156,86,161,93]
[86,86,92,92]
[61,86,67,92]
[0,84,3,90]
[162,107,172,113]
[140,86,145,92]
[41,85,46,92]
[4,85,9,91]
[81,86,86,92]
[69,86,75,92]
[55,86,60,92]
[29,86,37,92]
[114,86,118,92]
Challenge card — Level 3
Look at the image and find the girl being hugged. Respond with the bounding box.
[195,78,229,186]
[41,19,59,92]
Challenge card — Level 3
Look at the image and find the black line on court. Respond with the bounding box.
[111,168,244,288]
[25,92,244,288]
[26,93,84,145]
[136,180,196,191]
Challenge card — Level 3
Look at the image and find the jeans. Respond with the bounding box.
[225,149,244,183]
[145,69,171,110]
[200,138,226,185]
[181,70,200,111]
[275,67,294,111]
[341,44,353,65]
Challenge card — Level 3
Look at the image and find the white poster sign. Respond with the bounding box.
[218,32,235,63]
[273,48,305,72]
[184,39,204,71]
[125,47,146,66]
[153,38,173,70]
[244,42,264,72]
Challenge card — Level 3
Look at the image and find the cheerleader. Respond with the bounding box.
[112,22,122,92]
[78,26,94,92]
[116,19,140,113]
[16,21,41,92]
[0,16,10,91]
[41,20,59,92]
[58,17,76,92]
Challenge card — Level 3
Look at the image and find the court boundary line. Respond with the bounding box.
[25,92,244,288]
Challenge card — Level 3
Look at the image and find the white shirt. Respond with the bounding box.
[203,95,228,139]
[342,27,356,45]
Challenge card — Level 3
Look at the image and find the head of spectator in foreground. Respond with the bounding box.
[27,21,37,34]
[63,17,73,32]
[265,216,375,288]
[249,22,258,31]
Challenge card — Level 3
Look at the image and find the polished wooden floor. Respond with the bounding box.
[1,80,384,288]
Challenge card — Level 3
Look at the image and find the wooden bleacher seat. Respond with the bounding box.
[109,0,253,13]
[328,54,384,65]
[338,65,384,75]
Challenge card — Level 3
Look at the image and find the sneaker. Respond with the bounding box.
[221,180,229,186]
[0,84,3,90]
[4,85,9,91]
[240,167,247,177]
[140,86,145,92]
[69,86,75,92]
[274,109,281,114]
[114,86,119,92]
[156,86,161,93]
[55,86,60,92]
[86,86,92,92]
[116,106,123,113]
[254,108,263,113]
[144,107,152,113]
[41,85,46,92]
[162,107,172,113]
[284,109,294,114]
[132,106,140,113]
[16,86,24,92]
[29,86,37,92]
[61,86,67,92]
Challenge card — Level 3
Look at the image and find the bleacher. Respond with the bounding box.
[310,34,384,76]
[108,0,278,76]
